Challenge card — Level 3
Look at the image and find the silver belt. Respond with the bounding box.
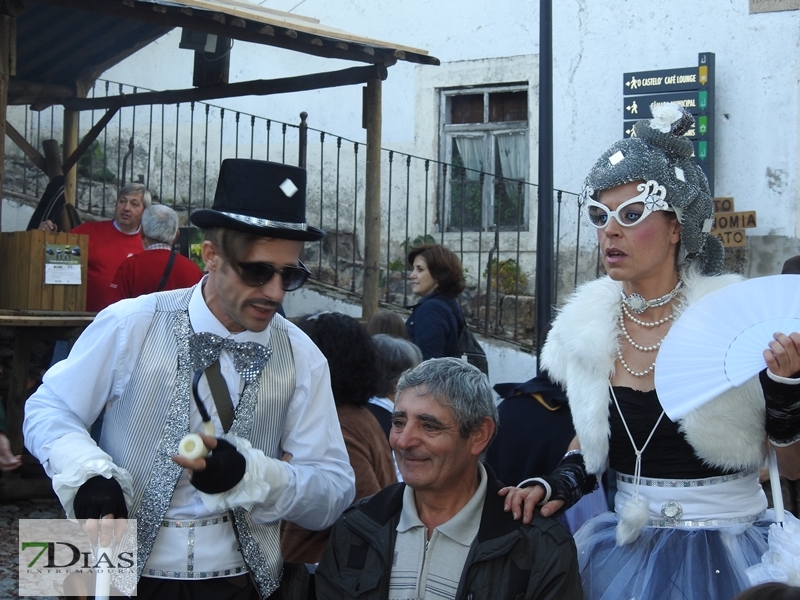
[143,514,247,579]
[159,514,232,528]
[616,469,756,488]
[649,511,766,529]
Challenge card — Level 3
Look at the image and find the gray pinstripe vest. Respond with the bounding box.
[103,287,295,598]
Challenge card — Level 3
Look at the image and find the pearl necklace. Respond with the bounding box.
[616,302,675,378]
[616,347,657,377]
[621,303,675,328]
[621,280,683,315]
[618,313,663,352]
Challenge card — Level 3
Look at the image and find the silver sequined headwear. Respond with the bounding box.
[579,103,723,275]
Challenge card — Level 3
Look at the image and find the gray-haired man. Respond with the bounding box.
[109,204,203,301]
[316,357,582,600]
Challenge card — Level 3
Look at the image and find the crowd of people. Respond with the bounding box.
[8,103,800,599]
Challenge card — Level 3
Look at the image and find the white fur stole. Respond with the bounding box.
[540,267,767,476]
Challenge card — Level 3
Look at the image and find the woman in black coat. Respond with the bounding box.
[405,243,466,360]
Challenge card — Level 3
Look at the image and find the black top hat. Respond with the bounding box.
[190,159,325,241]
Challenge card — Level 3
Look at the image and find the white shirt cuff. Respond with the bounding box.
[48,432,134,519]
[517,477,552,505]
[767,370,800,385]
[197,433,289,512]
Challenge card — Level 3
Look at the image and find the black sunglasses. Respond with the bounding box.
[235,260,311,291]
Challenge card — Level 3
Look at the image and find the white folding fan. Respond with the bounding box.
[655,274,800,421]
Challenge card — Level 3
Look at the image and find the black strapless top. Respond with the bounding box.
[608,387,735,479]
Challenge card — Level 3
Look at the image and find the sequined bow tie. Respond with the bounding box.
[189,332,272,383]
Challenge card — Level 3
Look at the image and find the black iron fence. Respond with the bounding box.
[4,79,593,348]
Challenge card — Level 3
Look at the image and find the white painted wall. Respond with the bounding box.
[96,2,800,272]
[1,198,34,232]
[7,3,799,271]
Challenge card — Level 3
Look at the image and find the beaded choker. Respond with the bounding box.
[621,280,683,315]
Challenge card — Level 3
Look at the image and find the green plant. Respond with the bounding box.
[401,234,437,254]
[388,258,405,273]
[484,258,528,295]
[77,141,115,181]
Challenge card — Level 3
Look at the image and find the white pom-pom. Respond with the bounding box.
[616,495,649,546]
[747,512,800,586]
[650,103,683,133]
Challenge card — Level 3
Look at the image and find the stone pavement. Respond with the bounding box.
[1,499,63,600]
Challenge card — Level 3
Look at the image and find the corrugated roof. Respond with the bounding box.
[14,1,170,90]
[148,0,435,59]
[9,0,437,105]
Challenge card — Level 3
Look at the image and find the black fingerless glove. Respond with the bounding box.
[190,438,246,494]
[760,369,800,445]
[527,451,598,516]
[74,475,128,520]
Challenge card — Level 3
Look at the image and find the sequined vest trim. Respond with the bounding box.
[102,287,296,597]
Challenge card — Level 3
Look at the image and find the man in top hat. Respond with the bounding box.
[24,159,356,599]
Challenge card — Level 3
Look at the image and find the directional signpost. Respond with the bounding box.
[623,53,715,195]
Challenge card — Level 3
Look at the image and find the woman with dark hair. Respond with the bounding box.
[405,243,466,360]
[281,312,396,567]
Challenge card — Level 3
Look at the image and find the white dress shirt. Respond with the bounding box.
[24,281,355,532]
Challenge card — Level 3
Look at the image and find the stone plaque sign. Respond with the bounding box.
[750,0,800,13]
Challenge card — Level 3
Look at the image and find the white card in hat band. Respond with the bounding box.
[279,178,299,197]
[220,211,308,231]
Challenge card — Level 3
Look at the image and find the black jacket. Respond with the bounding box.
[405,293,461,360]
[315,465,583,600]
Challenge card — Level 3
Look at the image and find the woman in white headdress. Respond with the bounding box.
[500,104,800,599]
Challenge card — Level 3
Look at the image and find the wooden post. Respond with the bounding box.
[63,109,79,205]
[0,14,12,230]
[42,139,63,178]
[361,78,382,321]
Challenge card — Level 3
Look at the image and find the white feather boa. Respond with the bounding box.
[540,266,767,475]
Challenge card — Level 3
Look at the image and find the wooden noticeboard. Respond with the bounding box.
[0,230,88,311]
[711,197,757,249]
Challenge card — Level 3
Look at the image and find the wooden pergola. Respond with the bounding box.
[1,0,438,317]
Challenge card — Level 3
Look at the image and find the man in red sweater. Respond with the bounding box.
[109,204,203,301]
[70,183,149,311]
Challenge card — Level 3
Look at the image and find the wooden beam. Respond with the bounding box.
[0,14,11,227]
[361,78,382,321]
[61,64,389,111]
[62,106,119,173]
[8,79,75,104]
[42,138,62,178]
[63,109,79,205]
[4,121,47,173]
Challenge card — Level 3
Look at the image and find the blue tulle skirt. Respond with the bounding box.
[574,510,775,600]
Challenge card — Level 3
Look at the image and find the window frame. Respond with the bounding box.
[439,84,530,232]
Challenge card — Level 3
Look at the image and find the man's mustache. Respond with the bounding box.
[247,299,281,310]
